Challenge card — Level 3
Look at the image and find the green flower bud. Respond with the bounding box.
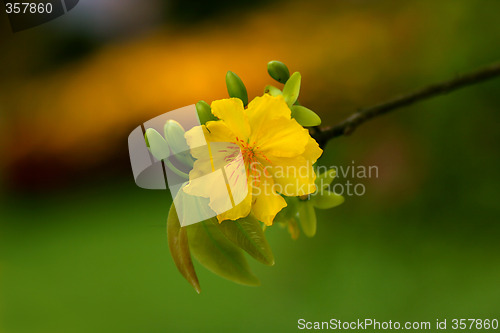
[164,120,187,149]
[311,190,344,209]
[196,100,217,125]
[291,105,321,126]
[145,128,170,160]
[314,169,337,189]
[225,71,248,106]
[297,201,317,237]
[164,120,194,168]
[267,60,290,84]
[282,72,301,107]
[264,85,282,97]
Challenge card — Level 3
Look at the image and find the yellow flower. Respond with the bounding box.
[184,94,322,226]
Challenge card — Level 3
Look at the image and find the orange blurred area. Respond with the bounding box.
[0,0,492,190]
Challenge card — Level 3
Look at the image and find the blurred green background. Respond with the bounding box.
[1,0,500,332]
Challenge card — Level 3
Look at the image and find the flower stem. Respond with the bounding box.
[314,61,500,147]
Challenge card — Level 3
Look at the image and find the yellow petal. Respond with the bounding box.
[183,168,233,215]
[250,170,287,226]
[265,159,316,196]
[184,122,237,154]
[204,121,238,143]
[217,188,252,223]
[255,117,310,158]
[217,150,252,222]
[302,136,323,162]
[245,94,291,143]
[184,142,252,222]
[185,122,237,169]
[263,136,323,196]
[187,142,241,178]
[211,98,250,140]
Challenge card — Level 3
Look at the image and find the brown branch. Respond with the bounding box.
[314,61,500,147]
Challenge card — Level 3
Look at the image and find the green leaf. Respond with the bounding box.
[291,105,321,126]
[315,168,337,189]
[225,71,249,106]
[167,205,201,293]
[282,72,301,107]
[274,196,299,223]
[264,85,282,97]
[311,190,344,209]
[297,201,317,238]
[267,60,290,84]
[195,100,217,125]
[145,128,170,160]
[173,190,214,227]
[187,220,260,286]
[216,215,275,266]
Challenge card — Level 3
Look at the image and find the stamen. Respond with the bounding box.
[237,139,274,186]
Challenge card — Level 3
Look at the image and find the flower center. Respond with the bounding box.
[235,137,271,183]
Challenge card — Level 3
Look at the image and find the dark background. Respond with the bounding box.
[1,0,499,332]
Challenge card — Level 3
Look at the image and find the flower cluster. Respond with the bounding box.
[145,61,344,292]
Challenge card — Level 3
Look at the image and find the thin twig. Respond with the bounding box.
[314,61,500,147]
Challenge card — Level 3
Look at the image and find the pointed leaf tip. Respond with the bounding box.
[167,205,201,293]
